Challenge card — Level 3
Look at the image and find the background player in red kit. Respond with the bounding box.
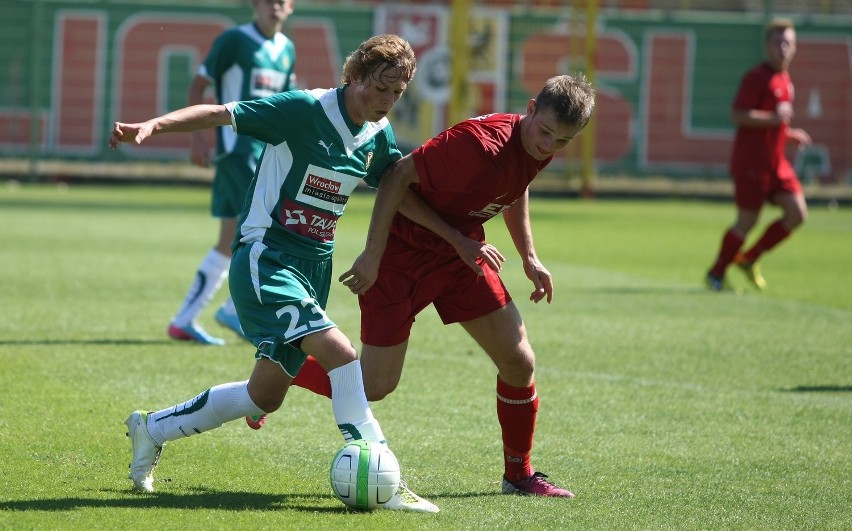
[292,74,595,497]
[706,18,812,292]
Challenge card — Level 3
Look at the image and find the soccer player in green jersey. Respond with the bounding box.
[109,34,437,512]
[169,0,298,346]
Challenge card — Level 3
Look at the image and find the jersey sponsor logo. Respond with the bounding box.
[303,173,346,205]
[307,174,341,193]
[295,164,361,215]
[280,199,339,242]
[283,209,306,225]
[250,67,287,98]
[318,139,333,156]
[469,202,510,219]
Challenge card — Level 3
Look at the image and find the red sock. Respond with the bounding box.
[292,355,332,398]
[710,228,744,277]
[496,377,538,482]
[743,220,790,263]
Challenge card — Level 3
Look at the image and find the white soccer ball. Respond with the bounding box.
[329,439,401,510]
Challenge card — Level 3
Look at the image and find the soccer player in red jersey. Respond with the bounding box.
[293,74,595,497]
[706,18,812,292]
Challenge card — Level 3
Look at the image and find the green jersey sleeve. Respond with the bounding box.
[203,28,238,80]
[364,125,403,188]
[230,90,316,146]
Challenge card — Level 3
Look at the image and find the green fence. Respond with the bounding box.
[2,0,850,185]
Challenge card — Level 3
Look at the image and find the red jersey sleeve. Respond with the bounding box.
[412,127,488,196]
[733,68,765,111]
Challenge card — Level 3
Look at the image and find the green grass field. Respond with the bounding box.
[1,183,849,530]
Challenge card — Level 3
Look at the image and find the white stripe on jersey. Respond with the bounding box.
[238,23,292,61]
[249,241,267,302]
[310,88,389,157]
[240,141,295,245]
[220,64,244,153]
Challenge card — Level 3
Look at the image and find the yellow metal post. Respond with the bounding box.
[581,0,598,198]
[449,0,473,127]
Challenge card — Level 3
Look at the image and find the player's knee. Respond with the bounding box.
[498,348,535,382]
[795,206,808,226]
[252,392,284,414]
[784,209,806,230]
[247,381,287,413]
[364,380,397,401]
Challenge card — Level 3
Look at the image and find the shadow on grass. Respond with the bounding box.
[0,488,335,513]
[0,487,495,513]
[777,385,852,393]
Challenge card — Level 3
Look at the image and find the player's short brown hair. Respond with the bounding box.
[341,34,417,86]
[534,74,596,128]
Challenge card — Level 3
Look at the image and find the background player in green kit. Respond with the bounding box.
[108,34,438,512]
[169,0,298,346]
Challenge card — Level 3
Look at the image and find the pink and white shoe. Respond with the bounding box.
[502,472,575,498]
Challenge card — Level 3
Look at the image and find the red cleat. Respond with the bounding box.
[245,415,267,430]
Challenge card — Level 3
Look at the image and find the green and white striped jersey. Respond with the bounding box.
[200,22,297,160]
[228,87,402,260]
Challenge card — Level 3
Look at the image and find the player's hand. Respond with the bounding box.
[339,251,380,295]
[190,132,211,167]
[788,127,812,148]
[108,121,152,149]
[775,102,793,124]
[523,258,553,304]
[451,237,505,276]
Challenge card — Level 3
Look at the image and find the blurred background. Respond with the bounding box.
[2,0,850,198]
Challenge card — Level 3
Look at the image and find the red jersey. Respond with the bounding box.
[394,113,551,254]
[729,62,794,178]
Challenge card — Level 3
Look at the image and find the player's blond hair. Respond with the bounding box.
[764,18,795,42]
[341,34,417,86]
[534,74,596,128]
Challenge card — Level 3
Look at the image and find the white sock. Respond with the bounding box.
[145,381,265,445]
[328,360,385,444]
[172,249,230,327]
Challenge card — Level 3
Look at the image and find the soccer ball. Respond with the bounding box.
[329,439,401,510]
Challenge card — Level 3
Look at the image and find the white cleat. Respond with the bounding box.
[382,480,440,513]
[124,411,162,493]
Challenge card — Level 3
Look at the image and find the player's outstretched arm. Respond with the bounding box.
[108,104,231,149]
[187,76,215,167]
[502,190,553,304]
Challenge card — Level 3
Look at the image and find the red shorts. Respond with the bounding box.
[359,237,511,347]
[733,159,802,210]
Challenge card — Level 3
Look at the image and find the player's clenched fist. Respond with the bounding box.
[108,121,153,149]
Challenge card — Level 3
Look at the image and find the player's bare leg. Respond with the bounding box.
[707,207,759,292]
[462,304,575,498]
[359,341,409,401]
[735,192,806,289]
